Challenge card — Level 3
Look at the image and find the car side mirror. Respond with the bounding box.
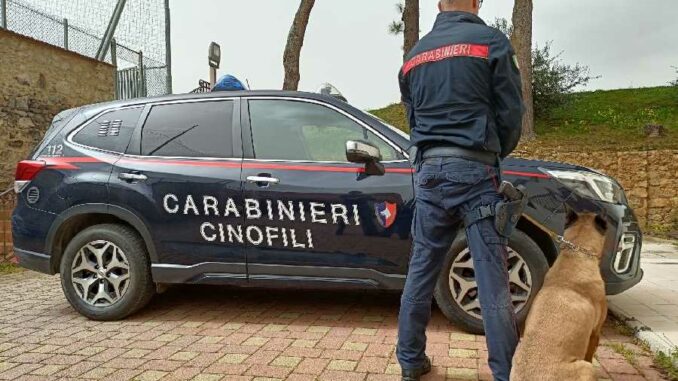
[346,140,385,176]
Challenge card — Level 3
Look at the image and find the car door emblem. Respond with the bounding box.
[375,202,397,228]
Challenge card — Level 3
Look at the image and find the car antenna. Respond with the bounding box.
[246,79,251,90]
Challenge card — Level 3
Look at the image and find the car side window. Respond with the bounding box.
[72,107,143,153]
[140,101,234,158]
[248,100,402,162]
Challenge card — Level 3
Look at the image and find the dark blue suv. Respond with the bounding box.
[12,91,643,333]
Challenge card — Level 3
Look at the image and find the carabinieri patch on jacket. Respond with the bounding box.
[402,43,490,76]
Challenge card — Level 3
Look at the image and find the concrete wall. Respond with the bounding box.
[0,29,115,189]
[517,148,678,232]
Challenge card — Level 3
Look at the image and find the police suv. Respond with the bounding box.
[12,91,643,333]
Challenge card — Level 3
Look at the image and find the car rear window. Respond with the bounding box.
[140,101,234,158]
[72,107,143,153]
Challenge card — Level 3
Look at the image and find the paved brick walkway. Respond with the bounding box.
[0,271,668,380]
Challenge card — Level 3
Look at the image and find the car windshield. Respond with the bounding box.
[365,111,410,140]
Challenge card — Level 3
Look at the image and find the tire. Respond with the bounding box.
[433,230,549,334]
[60,224,155,320]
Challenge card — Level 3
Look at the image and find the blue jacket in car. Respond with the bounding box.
[399,11,524,158]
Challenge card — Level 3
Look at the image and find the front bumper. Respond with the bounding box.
[602,203,644,295]
[14,248,54,275]
[607,269,643,295]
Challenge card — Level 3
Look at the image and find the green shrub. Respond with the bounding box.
[532,42,598,118]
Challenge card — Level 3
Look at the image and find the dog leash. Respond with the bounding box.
[521,214,599,259]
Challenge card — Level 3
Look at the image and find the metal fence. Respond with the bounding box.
[0,0,170,99]
[191,79,212,94]
[117,66,146,99]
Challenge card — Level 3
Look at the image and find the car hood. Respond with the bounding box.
[503,156,594,173]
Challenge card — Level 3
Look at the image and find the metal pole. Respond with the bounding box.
[1,0,7,29]
[210,68,217,89]
[111,38,119,99]
[164,0,172,94]
[63,18,68,50]
[95,0,127,61]
[139,51,146,97]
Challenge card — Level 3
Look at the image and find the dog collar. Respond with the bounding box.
[556,236,599,259]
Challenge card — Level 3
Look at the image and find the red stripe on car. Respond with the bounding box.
[43,157,102,170]
[41,157,413,174]
[502,170,550,179]
[40,157,551,179]
[402,43,490,76]
[243,162,413,174]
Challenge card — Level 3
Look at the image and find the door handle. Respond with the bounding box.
[246,175,280,185]
[118,172,148,182]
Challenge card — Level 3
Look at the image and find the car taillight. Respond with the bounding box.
[15,160,46,193]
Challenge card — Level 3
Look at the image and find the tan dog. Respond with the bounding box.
[511,212,609,381]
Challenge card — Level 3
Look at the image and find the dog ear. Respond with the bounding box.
[564,209,579,228]
[594,215,608,234]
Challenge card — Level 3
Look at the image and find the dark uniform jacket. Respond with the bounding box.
[399,11,524,159]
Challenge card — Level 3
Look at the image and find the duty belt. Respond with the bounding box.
[421,146,497,166]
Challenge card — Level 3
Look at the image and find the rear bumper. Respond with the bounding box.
[12,200,57,259]
[14,248,54,275]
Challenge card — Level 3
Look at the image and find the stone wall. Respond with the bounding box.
[0,192,15,263]
[517,148,678,233]
[0,29,115,189]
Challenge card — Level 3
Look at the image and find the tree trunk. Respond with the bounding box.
[511,0,535,140]
[283,0,316,91]
[402,0,420,60]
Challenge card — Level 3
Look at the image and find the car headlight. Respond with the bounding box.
[541,169,624,204]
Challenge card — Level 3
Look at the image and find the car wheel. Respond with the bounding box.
[60,224,155,320]
[433,230,549,334]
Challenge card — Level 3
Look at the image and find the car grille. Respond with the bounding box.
[613,233,636,274]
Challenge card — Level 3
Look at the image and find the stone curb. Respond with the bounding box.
[608,303,678,366]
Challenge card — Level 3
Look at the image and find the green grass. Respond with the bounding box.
[607,342,638,366]
[610,317,637,337]
[370,86,678,151]
[0,263,22,274]
[609,342,678,381]
[609,316,678,381]
[654,350,678,381]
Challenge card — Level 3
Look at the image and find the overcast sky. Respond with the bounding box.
[169,0,678,110]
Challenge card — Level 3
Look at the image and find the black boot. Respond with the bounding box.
[401,356,432,381]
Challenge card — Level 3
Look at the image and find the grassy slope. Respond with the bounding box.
[370,86,678,151]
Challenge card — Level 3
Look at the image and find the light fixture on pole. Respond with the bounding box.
[208,42,221,88]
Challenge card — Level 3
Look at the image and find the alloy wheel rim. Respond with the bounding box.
[448,247,533,320]
[71,240,131,306]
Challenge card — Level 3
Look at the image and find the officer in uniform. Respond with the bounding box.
[396,0,524,380]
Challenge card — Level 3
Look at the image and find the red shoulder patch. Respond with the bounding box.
[402,43,490,76]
